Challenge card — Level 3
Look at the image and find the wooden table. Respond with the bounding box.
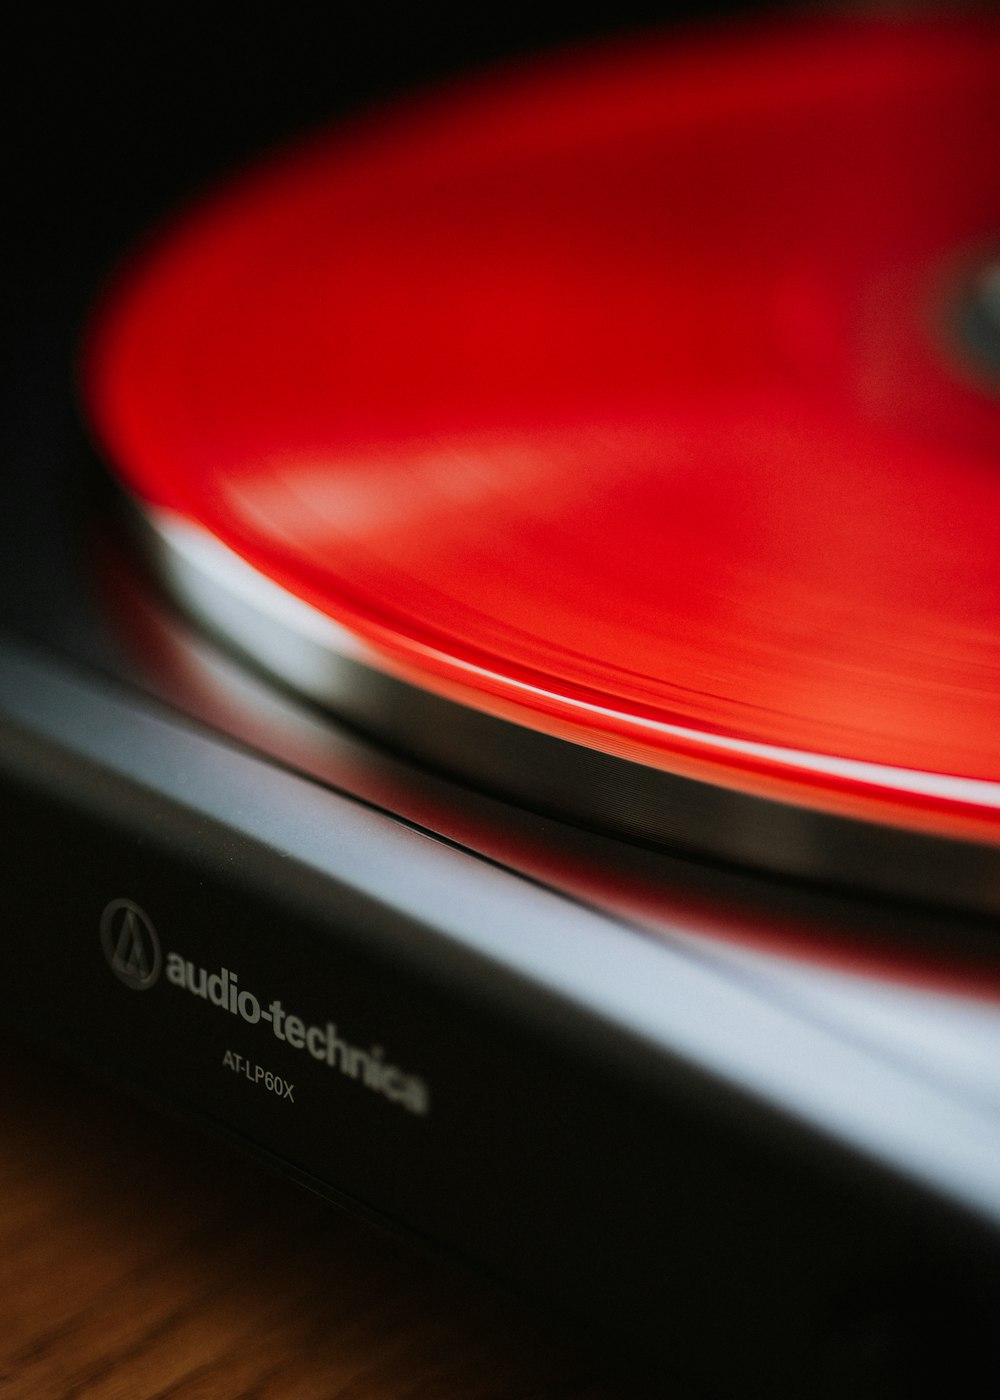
[0,1030,658,1399]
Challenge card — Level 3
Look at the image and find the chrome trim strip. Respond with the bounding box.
[139,508,1000,917]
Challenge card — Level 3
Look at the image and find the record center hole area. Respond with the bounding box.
[955,255,1000,386]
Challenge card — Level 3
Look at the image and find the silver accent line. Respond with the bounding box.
[155,512,1000,808]
[139,506,1000,917]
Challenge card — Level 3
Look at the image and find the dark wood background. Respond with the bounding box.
[0,1030,668,1399]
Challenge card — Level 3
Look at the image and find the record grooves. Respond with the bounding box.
[86,14,1000,906]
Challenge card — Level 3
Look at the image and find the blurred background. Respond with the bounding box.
[3,1,774,352]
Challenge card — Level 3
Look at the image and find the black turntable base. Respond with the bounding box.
[4,8,1000,1398]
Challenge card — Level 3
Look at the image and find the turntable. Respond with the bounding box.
[2,9,1000,1397]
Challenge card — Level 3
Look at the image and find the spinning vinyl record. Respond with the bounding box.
[84,13,1000,912]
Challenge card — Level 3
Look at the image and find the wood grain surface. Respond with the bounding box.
[0,1031,664,1400]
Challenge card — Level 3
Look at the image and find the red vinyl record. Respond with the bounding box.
[85,14,1000,856]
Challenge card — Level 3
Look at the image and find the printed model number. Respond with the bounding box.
[223,1049,294,1101]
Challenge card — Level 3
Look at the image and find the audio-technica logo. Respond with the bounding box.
[98,897,429,1115]
[100,898,163,990]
